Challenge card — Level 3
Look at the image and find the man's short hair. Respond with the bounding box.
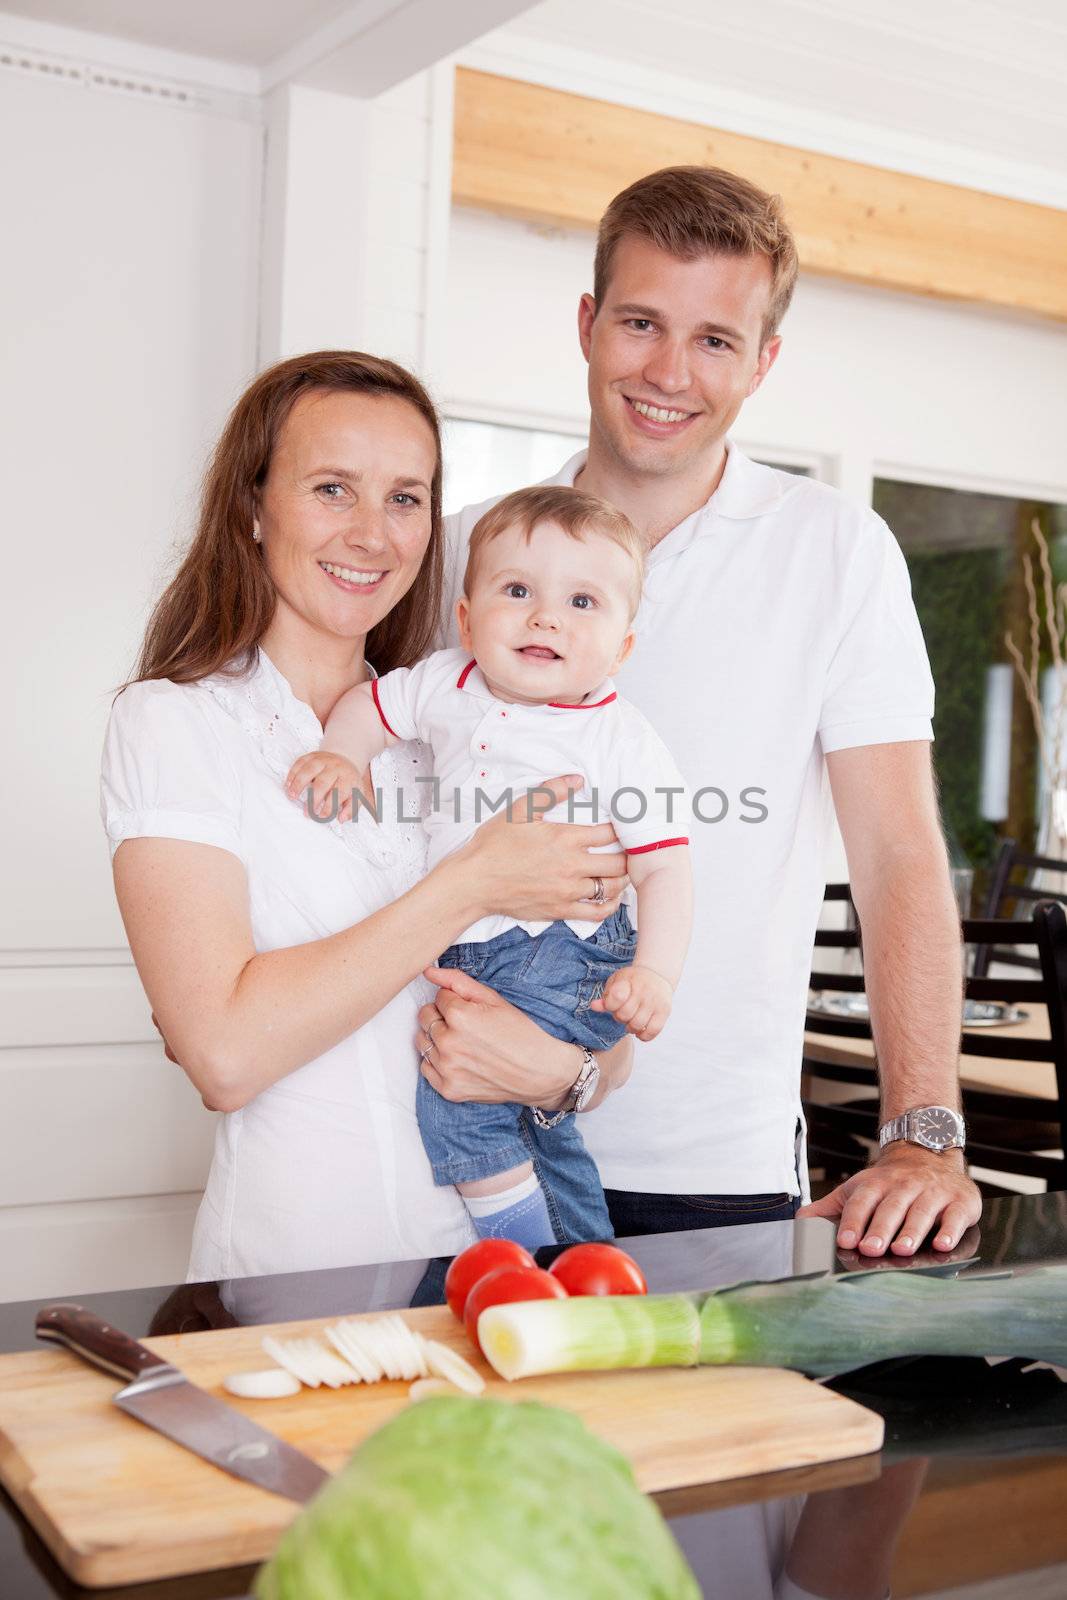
[464,485,645,616]
[594,165,799,345]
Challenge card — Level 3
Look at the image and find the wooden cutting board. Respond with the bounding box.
[0,1303,883,1588]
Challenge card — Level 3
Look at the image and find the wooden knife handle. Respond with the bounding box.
[36,1303,170,1382]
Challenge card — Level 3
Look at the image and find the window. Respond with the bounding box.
[442,418,584,516]
[874,476,1067,871]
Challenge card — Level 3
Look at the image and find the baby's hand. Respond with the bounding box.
[590,964,674,1042]
[285,750,365,822]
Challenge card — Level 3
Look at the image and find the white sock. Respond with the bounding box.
[465,1171,540,1217]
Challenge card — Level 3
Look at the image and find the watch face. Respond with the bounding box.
[914,1107,961,1150]
[575,1066,600,1112]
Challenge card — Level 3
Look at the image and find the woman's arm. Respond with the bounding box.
[416,966,634,1113]
[116,775,628,1112]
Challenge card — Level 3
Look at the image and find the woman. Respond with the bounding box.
[101,352,631,1279]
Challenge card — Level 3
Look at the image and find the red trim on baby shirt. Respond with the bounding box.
[371,678,399,738]
[456,656,615,709]
[548,691,618,709]
[627,837,690,855]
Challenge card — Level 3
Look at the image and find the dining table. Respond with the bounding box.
[2,1191,1066,1600]
[805,1003,1059,1102]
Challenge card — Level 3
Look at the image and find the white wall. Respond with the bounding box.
[441,207,1067,507]
[260,70,448,374]
[0,68,261,1300]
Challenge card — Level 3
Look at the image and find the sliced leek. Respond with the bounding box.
[223,1368,302,1399]
[259,1316,484,1394]
[478,1265,1067,1381]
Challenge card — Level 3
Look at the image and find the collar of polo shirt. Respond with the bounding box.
[553,438,793,527]
[456,657,617,710]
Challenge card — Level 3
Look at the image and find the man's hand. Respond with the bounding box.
[285,750,364,821]
[797,1143,982,1255]
[590,964,673,1041]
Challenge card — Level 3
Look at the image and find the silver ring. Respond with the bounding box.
[591,876,606,905]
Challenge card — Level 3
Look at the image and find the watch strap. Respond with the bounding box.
[531,1049,597,1129]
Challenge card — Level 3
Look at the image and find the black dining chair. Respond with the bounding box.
[972,838,1067,977]
[803,897,1067,1197]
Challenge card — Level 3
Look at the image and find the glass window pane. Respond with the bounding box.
[873,477,1067,874]
[442,418,585,515]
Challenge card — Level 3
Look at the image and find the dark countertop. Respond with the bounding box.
[2,1191,1066,1599]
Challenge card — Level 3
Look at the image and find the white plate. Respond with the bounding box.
[807,993,1028,1028]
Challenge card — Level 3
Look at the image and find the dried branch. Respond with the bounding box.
[1036,518,1062,675]
[1005,630,1051,775]
[1006,516,1066,807]
[1024,553,1041,694]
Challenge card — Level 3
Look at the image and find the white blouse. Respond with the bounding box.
[100,648,473,1280]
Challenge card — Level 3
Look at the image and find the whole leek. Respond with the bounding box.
[478,1264,1067,1381]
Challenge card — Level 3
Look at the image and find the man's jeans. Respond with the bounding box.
[605,1188,800,1237]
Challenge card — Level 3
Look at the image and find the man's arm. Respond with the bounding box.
[798,740,981,1256]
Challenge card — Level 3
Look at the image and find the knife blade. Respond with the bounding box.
[36,1302,329,1503]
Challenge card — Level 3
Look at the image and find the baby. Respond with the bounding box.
[286,485,693,1249]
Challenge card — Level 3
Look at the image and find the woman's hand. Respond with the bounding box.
[417,965,632,1110]
[454,773,629,925]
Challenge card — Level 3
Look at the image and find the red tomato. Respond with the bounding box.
[444,1238,536,1321]
[548,1243,648,1297]
[463,1265,567,1352]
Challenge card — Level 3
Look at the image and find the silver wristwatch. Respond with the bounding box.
[531,1048,600,1129]
[878,1105,966,1153]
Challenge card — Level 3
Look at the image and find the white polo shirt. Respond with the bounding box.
[372,645,689,945]
[442,443,934,1196]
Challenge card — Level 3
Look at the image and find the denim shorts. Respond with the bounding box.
[415,907,635,1241]
[437,906,636,1054]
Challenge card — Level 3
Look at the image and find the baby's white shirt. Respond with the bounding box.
[371,646,689,944]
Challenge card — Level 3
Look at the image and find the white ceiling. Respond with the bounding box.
[2,0,354,65]
[5,0,1065,188]
[503,0,1067,174]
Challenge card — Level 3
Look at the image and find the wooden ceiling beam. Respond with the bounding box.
[452,68,1067,323]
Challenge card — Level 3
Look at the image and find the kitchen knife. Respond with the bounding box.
[36,1302,329,1503]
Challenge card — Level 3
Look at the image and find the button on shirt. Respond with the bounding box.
[372,647,689,946]
[441,443,935,1198]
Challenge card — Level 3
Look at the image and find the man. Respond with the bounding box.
[428,165,981,1258]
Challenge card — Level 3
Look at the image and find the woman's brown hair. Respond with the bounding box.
[129,351,444,687]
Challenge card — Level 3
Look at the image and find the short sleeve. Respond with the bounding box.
[373,651,466,746]
[371,665,422,744]
[603,705,691,854]
[100,678,245,862]
[818,514,934,754]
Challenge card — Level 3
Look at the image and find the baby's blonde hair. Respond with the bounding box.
[464,485,645,615]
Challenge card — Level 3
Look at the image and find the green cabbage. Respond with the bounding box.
[255,1395,699,1599]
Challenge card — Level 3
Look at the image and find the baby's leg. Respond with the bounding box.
[456,1162,556,1251]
